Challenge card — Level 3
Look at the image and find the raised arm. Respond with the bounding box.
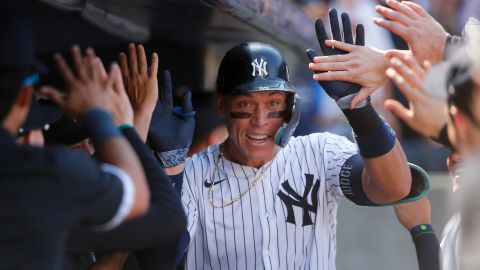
[41,46,149,219]
[307,9,411,204]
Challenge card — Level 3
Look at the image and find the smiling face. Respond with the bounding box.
[216,91,287,168]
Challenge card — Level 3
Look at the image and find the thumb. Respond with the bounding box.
[350,88,371,109]
[384,99,411,124]
[40,86,66,111]
[182,90,193,113]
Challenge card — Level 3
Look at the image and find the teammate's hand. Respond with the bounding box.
[308,41,389,108]
[306,9,365,109]
[41,45,133,125]
[383,53,446,139]
[147,70,195,166]
[374,0,448,64]
[119,43,159,141]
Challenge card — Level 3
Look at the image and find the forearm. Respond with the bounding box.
[133,110,153,142]
[85,110,149,218]
[361,141,411,203]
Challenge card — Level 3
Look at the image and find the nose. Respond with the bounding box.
[250,107,269,127]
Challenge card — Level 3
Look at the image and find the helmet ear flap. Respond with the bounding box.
[275,94,301,147]
[284,93,295,123]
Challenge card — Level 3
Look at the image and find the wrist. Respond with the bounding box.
[84,109,122,149]
[343,104,397,158]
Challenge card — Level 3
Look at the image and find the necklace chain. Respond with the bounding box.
[208,141,276,209]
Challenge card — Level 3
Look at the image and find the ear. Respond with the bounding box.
[216,94,226,117]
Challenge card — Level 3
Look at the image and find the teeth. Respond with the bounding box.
[247,134,268,141]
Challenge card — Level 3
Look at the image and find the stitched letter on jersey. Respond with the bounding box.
[277,174,320,226]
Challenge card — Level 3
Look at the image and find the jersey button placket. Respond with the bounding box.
[255,168,272,270]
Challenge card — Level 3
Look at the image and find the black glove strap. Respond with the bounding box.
[154,148,188,168]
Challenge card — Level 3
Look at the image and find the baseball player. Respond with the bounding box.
[180,10,427,270]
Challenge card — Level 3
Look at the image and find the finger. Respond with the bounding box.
[354,24,365,46]
[324,40,356,52]
[422,60,432,72]
[312,53,352,63]
[181,90,194,113]
[384,99,412,124]
[71,45,88,80]
[313,70,351,81]
[385,0,418,19]
[375,5,411,26]
[306,49,319,63]
[118,52,130,78]
[386,67,417,101]
[53,53,76,84]
[84,47,97,79]
[341,12,354,44]
[329,9,342,42]
[309,61,348,72]
[350,88,371,109]
[315,19,334,56]
[160,70,173,105]
[402,54,426,79]
[390,57,424,90]
[108,63,122,92]
[384,49,411,59]
[149,52,159,79]
[93,57,108,81]
[373,17,409,40]
[39,86,66,110]
[402,1,429,17]
[137,44,148,75]
[127,43,138,75]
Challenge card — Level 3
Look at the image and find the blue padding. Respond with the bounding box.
[84,109,121,148]
[355,121,396,158]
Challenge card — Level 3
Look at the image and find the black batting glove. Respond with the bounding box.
[147,70,195,167]
[306,9,366,109]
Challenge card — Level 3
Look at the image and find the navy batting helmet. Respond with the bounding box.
[216,42,301,147]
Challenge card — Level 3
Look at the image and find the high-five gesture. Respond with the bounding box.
[41,46,131,125]
[119,43,159,141]
[374,0,448,64]
[148,70,195,168]
[306,9,366,109]
[384,53,446,140]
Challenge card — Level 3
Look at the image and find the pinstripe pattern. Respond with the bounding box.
[182,132,358,270]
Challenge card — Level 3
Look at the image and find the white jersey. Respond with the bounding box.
[181,132,358,270]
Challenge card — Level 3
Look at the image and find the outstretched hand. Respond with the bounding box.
[374,0,448,64]
[41,45,133,125]
[148,70,195,167]
[119,43,159,140]
[384,53,446,139]
[308,41,389,108]
[306,9,366,109]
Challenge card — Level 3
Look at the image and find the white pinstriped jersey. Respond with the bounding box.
[181,132,358,270]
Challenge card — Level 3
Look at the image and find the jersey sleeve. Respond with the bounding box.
[48,147,134,231]
[321,133,359,198]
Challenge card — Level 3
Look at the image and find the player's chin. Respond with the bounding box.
[242,138,276,159]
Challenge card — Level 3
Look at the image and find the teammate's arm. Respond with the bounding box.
[41,46,149,219]
[307,9,411,204]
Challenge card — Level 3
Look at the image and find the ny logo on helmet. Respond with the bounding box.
[251,58,268,77]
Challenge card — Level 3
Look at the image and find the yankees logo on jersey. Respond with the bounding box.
[182,132,358,270]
